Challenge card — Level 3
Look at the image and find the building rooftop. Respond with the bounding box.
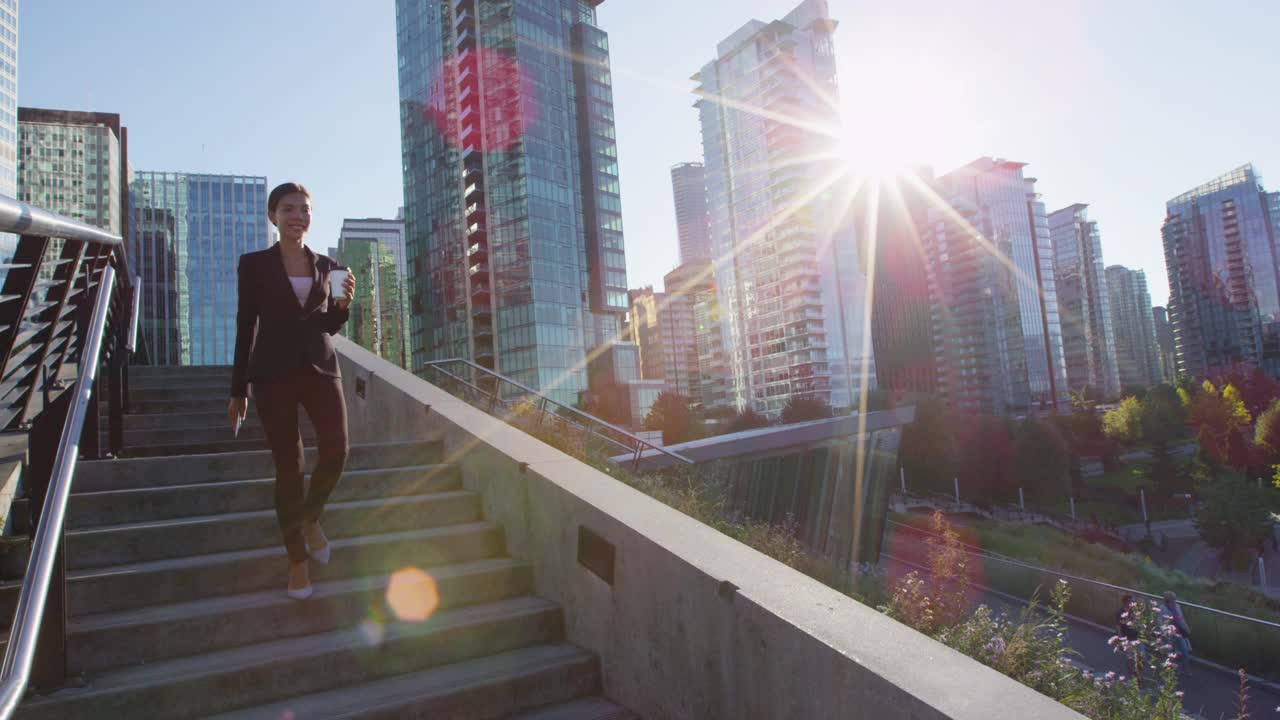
[1168,164,1258,207]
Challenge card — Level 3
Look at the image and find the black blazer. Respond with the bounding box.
[230,244,350,398]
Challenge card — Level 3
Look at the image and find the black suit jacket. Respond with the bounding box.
[230,244,350,398]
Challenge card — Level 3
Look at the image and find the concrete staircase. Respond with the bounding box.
[8,365,635,719]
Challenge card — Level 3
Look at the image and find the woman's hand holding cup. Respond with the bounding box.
[331,268,356,310]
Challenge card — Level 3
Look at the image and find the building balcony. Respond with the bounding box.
[453,7,475,33]
[455,26,476,50]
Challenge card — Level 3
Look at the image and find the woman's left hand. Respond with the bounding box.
[334,273,356,310]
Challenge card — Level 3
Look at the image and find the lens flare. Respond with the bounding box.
[386,567,440,623]
[357,618,387,646]
[421,46,535,153]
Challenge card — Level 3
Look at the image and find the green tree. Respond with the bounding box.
[1141,443,1183,494]
[898,395,957,495]
[1218,363,1280,417]
[958,415,1016,504]
[1254,399,1280,464]
[1102,396,1144,445]
[1141,385,1189,492]
[1194,478,1274,570]
[725,407,770,433]
[780,395,832,424]
[1186,380,1251,467]
[644,391,694,446]
[1141,385,1186,441]
[1013,416,1071,501]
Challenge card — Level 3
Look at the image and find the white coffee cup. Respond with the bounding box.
[329,268,350,299]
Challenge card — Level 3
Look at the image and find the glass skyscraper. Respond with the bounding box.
[129,173,269,366]
[396,0,628,407]
[337,213,409,367]
[1152,306,1176,383]
[337,236,407,368]
[924,158,1069,415]
[868,169,939,400]
[670,161,710,264]
[1048,204,1120,399]
[696,0,873,416]
[0,0,16,266]
[18,111,124,234]
[1163,165,1280,379]
[1106,265,1162,391]
[18,110,128,282]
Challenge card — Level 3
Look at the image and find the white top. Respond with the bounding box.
[288,276,313,306]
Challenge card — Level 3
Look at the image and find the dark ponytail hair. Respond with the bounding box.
[268,182,311,214]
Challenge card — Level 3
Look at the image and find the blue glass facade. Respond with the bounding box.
[129,173,269,366]
[396,0,627,407]
[0,0,18,266]
[1163,165,1280,378]
[1048,204,1120,399]
[926,159,1069,414]
[1106,265,1162,390]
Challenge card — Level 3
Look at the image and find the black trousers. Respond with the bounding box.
[252,367,349,563]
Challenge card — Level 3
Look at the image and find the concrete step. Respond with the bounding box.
[122,422,316,447]
[129,385,230,403]
[510,697,641,720]
[129,365,232,380]
[74,440,443,492]
[1,523,508,619]
[122,437,283,458]
[61,465,460,528]
[66,491,482,570]
[206,644,601,720]
[17,596,564,720]
[121,397,240,415]
[69,557,532,674]
[120,411,244,431]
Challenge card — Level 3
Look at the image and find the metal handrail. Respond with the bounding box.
[426,362,642,458]
[125,275,141,352]
[421,357,693,467]
[0,265,115,717]
[0,195,122,247]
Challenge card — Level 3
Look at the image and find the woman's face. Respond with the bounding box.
[270,192,312,243]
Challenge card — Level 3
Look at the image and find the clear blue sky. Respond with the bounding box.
[18,0,1280,307]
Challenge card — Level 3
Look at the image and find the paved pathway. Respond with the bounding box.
[1121,518,1280,598]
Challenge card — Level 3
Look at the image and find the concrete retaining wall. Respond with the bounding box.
[336,338,1084,719]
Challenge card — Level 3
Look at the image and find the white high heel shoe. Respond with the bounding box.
[287,584,314,600]
[287,560,312,600]
[307,524,331,565]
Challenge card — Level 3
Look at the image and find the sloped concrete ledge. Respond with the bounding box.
[335,338,1083,720]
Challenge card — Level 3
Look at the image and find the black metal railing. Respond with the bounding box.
[421,357,692,470]
[0,195,143,714]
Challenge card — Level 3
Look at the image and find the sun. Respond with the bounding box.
[835,56,979,180]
